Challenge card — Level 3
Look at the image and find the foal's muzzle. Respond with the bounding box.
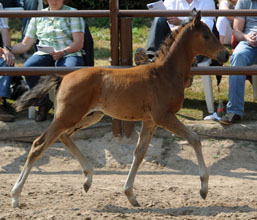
[216,49,230,64]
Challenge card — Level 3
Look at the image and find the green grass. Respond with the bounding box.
[7,17,257,122]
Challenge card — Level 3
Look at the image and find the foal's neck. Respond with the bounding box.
[165,29,194,72]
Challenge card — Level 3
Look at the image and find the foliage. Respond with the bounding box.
[67,0,219,10]
[67,0,153,10]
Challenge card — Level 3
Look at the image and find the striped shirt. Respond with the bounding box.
[26,5,85,56]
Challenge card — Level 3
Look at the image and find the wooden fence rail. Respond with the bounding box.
[1,66,257,76]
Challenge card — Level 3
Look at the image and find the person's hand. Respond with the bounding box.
[167,17,182,26]
[2,48,15,66]
[50,50,65,61]
[246,32,257,47]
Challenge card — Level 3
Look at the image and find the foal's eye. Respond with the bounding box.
[203,34,210,40]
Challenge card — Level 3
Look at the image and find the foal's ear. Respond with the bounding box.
[192,9,202,27]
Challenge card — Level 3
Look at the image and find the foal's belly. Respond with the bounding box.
[96,99,152,121]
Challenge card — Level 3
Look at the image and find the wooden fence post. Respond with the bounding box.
[120,17,135,138]
[110,0,122,137]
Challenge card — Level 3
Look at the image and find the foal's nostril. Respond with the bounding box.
[217,50,230,64]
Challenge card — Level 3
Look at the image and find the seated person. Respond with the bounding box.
[8,0,85,122]
[135,0,216,65]
[0,3,16,122]
[216,0,237,45]
[220,0,257,124]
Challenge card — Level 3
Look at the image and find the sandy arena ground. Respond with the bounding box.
[0,132,257,219]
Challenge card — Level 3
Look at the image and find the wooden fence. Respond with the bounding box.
[1,0,257,137]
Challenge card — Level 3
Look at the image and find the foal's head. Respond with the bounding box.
[189,10,229,64]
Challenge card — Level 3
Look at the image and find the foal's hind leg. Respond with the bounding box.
[155,113,209,199]
[124,120,156,206]
[59,111,104,193]
[11,123,64,208]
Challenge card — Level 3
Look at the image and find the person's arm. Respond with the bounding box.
[233,16,257,47]
[51,32,84,61]
[11,35,36,54]
[219,1,234,21]
[233,16,245,41]
[0,28,15,66]
[65,32,84,52]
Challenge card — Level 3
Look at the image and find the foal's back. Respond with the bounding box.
[56,64,164,121]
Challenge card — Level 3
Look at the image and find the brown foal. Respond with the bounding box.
[11,10,229,208]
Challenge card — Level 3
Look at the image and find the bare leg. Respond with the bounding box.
[11,123,65,208]
[124,120,156,206]
[156,113,209,199]
[60,111,104,192]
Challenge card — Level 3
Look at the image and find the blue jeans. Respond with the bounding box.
[227,41,257,116]
[146,17,170,57]
[24,54,84,105]
[0,58,12,98]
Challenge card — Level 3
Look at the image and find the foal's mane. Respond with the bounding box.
[154,16,194,63]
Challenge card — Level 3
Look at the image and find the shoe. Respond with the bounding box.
[134,48,151,66]
[0,105,15,122]
[220,112,241,125]
[35,100,53,122]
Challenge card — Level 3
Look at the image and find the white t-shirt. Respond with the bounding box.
[163,0,215,30]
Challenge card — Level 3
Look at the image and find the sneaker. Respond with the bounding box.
[134,48,151,66]
[219,112,241,125]
[0,105,15,122]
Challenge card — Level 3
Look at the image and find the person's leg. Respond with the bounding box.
[0,58,12,99]
[24,54,54,89]
[24,54,55,122]
[56,56,84,67]
[0,58,15,122]
[0,76,13,99]
[145,17,171,58]
[227,41,257,116]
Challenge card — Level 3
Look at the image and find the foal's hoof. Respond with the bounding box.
[131,200,141,207]
[128,196,140,207]
[125,192,140,207]
[200,189,208,200]
[83,182,90,193]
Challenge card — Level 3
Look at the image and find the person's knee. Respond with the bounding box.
[231,52,252,66]
[154,17,168,30]
[0,58,7,67]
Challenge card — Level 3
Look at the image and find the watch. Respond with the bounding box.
[63,49,68,56]
[4,46,12,52]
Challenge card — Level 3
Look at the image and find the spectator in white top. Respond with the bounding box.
[134,0,216,65]
[216,0,238,45]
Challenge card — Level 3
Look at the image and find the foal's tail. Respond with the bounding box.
[14,74,62,112]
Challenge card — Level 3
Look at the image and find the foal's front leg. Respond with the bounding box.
[155,113,209,199]
[124,120,156,206]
